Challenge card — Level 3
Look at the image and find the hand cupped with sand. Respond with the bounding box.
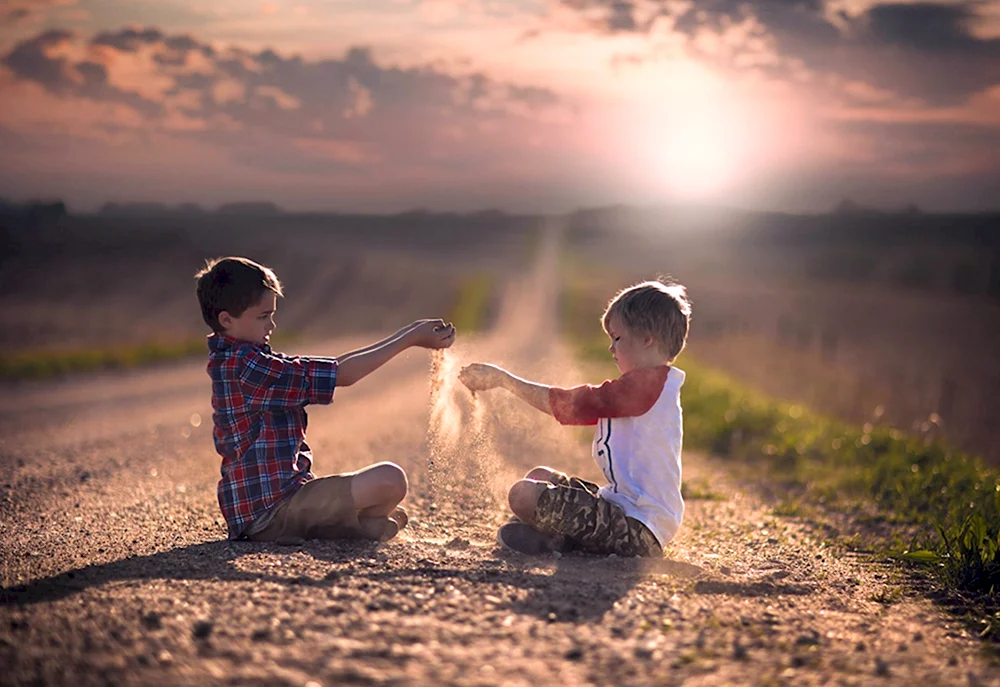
[458,363,506,392]
[407,319,456,349]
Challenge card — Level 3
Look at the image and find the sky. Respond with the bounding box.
[1,0,998,213]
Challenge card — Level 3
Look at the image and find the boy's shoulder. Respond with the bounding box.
[208,334,271,357]
[616,364,671,387]
[207,334,272,375]
[614,365,680,406]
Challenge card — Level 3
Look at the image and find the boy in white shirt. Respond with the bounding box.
[458,279,691,557]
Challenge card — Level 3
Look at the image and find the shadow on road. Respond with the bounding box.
[693,579,815,597]
[502,554,705,623]
[2,538,704,625]
[0,539,381,606]
[360,551,704,623]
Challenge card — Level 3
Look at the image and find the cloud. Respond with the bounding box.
[1,0,76,25]
[3,29,164,115]
[0,25,576,189]
[556,0,1000,105]
[3,29,77,91]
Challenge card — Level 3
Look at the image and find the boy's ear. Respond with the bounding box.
[218,311,234,329]
[642,333,656,349]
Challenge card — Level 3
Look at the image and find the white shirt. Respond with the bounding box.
[549,365,685,546]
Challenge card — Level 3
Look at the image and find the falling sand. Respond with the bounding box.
[426,350,511,519]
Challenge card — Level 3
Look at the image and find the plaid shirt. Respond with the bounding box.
[207,334,338,538]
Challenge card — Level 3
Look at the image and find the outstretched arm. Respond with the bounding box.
[335,320,434,362]
[337,320,455,387]
[458,363,553,416]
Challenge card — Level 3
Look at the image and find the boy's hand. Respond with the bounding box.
[407,319,456,349]
[458,363,506,392]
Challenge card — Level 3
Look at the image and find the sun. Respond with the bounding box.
[654,112,737,199]
[611,60,749,202]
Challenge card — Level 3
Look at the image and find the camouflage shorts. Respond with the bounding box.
[532,471,662,558]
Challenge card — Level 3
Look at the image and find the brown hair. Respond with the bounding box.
[195,256,283,333]
[601,278,691,362]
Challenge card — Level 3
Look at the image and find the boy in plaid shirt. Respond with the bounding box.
[195,256,455,543]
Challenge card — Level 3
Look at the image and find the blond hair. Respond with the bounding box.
[601,279,691,362]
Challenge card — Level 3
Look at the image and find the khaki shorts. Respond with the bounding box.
[533,471,662,558]
[246,474,360,542]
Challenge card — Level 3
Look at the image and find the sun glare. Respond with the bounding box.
[654,112,736,198]
[615,61,748,202]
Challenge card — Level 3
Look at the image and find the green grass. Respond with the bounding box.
[561,276,1000,639]
[449,274,494,332]
[0,332,301,381]
[0,338,209,380]
[3,270,495,382]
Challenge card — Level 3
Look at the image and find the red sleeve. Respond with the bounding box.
[548,365,670,426]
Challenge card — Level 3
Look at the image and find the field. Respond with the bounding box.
[564,206,1000,464]
[0,211,536,356]
[2,210,1000,685]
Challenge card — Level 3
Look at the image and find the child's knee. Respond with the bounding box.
[379,463,408,501]
[508,479,544,521]
[359,462,407,504]
[524,466,556,481]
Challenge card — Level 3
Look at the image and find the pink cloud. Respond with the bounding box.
[0,25,589,210]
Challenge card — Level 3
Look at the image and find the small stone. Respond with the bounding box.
[251,628,271,642]
[875,658,890,676]
[565,647,584,661]
[192,620,213,639]
[912,631,924,642]
[695,629,707,650]
[733,638,748,661]
[796,630,820,646]
[141,612,162,630]
[79,472,90,482]
[855,641,867,652]
[444,537,470,550]
[948,656,959,666]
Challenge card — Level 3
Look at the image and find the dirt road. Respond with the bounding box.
[1,225,997,686]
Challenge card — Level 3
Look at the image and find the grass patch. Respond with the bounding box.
[869,587,906,605]
[1,339,208,380]
[681,480,726,501]
[449,274,494,332]
[560,274,1000,639]
[1,332,300,381]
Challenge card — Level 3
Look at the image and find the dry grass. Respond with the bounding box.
[0,213,538,375]
[564,222,1000,465]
